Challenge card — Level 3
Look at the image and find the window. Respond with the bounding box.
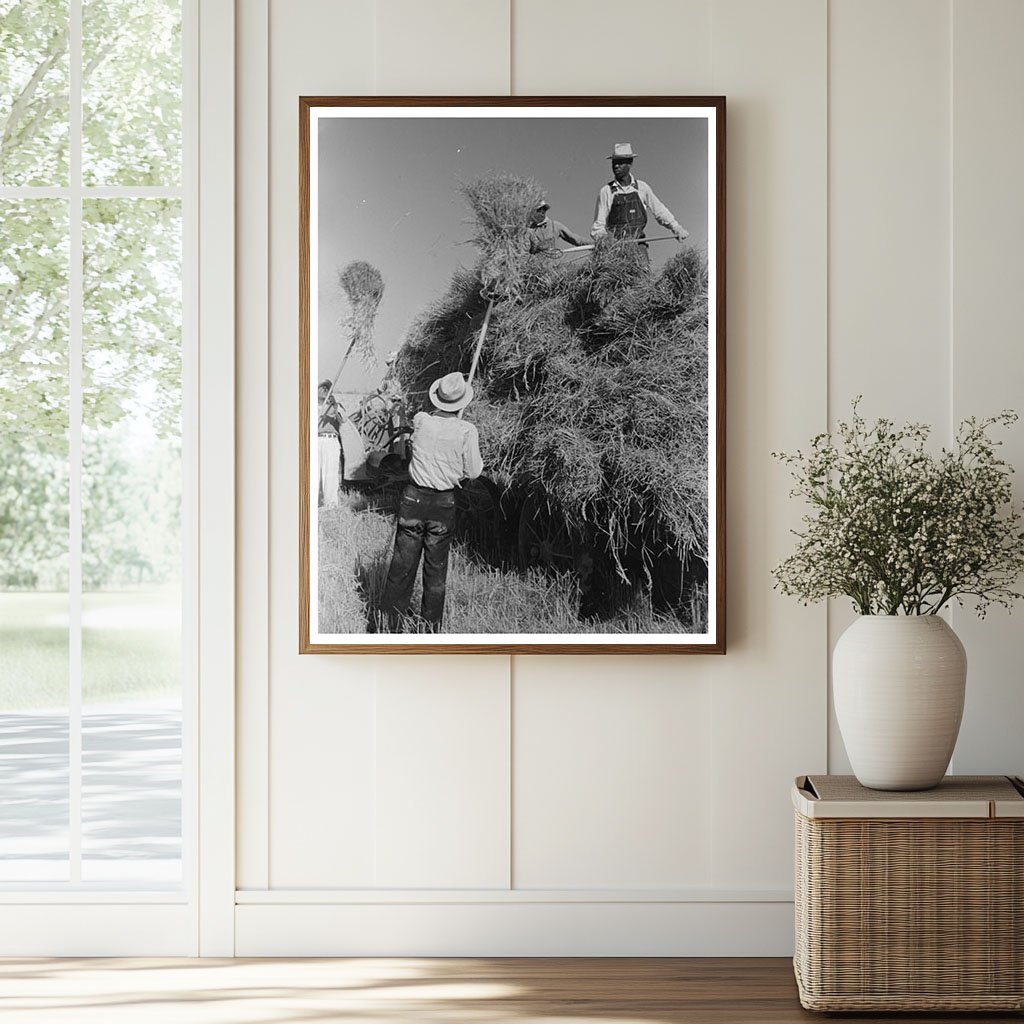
[1,0,192,890]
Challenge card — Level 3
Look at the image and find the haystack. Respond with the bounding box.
[397,174,709,591]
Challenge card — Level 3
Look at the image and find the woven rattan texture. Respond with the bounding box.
[806,774,1023,803]
[794,812,1024,1011]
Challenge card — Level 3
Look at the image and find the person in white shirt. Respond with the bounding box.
[317,379,342,507]
[378,371,483,630]
[591,142,689,251]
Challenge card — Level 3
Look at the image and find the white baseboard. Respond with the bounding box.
[235,899,795,956]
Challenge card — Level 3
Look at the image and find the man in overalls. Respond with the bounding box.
[591,142,690,254]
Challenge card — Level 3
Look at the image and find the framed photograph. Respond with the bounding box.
[300,96,725,654]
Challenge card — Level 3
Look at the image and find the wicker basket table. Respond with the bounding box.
[793,774,1024,1012]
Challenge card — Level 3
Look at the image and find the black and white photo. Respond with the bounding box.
[299,97,725,653]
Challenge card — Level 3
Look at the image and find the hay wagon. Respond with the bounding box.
[504,485,703,614]
[347,388,408,482]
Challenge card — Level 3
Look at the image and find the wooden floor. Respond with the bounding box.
[0,957,1020,1023]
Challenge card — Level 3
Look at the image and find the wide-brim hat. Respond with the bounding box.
[429,371,474,412]
[607,142,637,161]
[535,198,551,211]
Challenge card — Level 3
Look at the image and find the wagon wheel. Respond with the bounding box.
[356,478,405,516]
[356,454,408,515]
[454,476,504,560]
[652,548,709,622]
[517,493,579,573]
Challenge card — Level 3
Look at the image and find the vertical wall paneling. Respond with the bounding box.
[265,0,515,891]
[512,0,713,95]
[511,0,719,898]
[270,671,379,886]
[374,660,511,888]
[233,0,1024,955]
[708,0,828,888]
[236,0,270,892]
[827,0,952,773]
[513,658,713,889]
[266,0,377,888]
[375,0,511,95]
[828,0,951,424]
[950,0,1024,777]
[371,0,515,891]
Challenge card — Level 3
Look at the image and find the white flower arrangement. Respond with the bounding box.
[773,401,1024,616]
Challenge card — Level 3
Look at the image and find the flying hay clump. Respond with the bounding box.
[339,260,385,367]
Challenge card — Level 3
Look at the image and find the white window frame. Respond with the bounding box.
[195,0,236,957]
[0,0,234,956]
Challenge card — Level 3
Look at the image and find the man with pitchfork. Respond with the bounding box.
[377,371,483,632]
[527,197,586,255]
[591,142,690,255]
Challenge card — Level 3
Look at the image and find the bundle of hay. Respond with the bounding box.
[397,175,709,596]
[338,260,385,367]
[459,173,547,303]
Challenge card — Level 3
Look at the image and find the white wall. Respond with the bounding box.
[234,0,1024,955]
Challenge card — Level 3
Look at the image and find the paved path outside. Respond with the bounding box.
[0,703,181,881]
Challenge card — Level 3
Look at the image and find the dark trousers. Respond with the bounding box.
[379,484,456,630]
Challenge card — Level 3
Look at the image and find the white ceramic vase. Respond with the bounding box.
[833,615,967,791]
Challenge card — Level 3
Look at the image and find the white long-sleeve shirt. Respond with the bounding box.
[407,412,483,491]
[591,175,685,240]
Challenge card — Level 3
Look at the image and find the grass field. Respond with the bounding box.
[318,495,699,635]
[0,589,180,710]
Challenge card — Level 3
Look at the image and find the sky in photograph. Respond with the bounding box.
[316,112,710,392]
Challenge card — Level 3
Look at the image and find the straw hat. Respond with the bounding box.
[429,371,474,412]
[607,142,637,161]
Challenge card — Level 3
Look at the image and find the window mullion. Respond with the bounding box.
[68,0,83,886]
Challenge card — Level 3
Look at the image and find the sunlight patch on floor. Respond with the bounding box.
[0,958,685,1024]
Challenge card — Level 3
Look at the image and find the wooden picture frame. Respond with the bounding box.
[300,96,725,654]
